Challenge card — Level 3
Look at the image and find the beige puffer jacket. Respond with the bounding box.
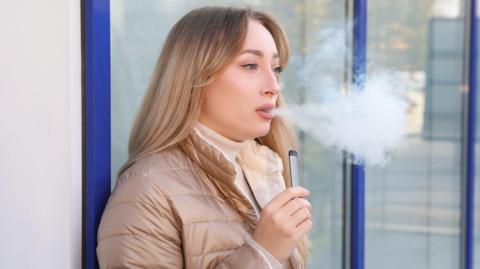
[97,131,306,269]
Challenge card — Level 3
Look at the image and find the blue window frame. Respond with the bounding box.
[83,0,111,268]
[462,1,477,269]
[349,1,367,269]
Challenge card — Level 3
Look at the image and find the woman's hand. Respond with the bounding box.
[252,187,312,263]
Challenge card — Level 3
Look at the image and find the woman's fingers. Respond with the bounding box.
[288,207,311,228]
[282,198,311,217]
[295,218,313,238]
[252,187,313,262]
[264,187,310,213]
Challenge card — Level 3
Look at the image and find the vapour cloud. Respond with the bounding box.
[276,28,409,166]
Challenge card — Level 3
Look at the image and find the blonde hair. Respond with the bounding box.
[118,6,309,262]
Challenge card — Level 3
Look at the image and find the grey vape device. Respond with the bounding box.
[288,150,300,187]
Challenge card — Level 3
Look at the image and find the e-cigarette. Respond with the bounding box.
[288,150,300,187]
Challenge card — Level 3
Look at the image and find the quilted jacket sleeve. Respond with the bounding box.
[96,174,184,269]
[213,240,273,269]
[96,171,279,269]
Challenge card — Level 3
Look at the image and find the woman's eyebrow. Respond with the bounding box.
[240,49,279,59]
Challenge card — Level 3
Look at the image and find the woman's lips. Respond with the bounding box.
[256,109,274,120]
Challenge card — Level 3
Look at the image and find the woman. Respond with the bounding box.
[97,6,312,269]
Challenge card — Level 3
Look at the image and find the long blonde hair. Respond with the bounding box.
[118,6,309,262]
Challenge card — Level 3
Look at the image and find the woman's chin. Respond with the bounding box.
[252,124,271,138]
[236,122,271,140]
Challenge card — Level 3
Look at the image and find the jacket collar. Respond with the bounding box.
[178,131,259,230]
[236,140,286,209]
[179,130,286,208]
[179,130,237,188]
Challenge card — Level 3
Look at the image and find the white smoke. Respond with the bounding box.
[276,29,409,166]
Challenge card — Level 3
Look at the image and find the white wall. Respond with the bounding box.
[0,0,82,268]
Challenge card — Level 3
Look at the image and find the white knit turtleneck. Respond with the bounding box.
[193,122,290,269]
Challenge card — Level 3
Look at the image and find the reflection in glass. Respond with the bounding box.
[365,1,465,268]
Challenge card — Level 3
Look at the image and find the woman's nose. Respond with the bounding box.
[263,87,278,96]
[262,72,280,96]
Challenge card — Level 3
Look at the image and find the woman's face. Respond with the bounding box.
[200,19,282,141]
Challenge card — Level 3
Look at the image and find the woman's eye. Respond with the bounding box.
[242,63,258,70]
[273,66,283,74]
